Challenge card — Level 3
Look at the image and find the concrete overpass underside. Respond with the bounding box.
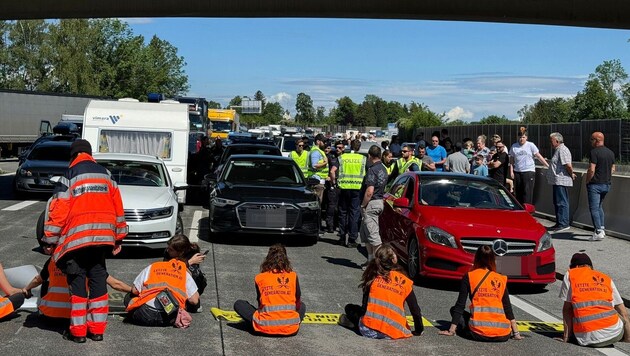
[1,0,629,30]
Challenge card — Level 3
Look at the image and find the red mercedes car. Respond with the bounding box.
[380,172,556,286]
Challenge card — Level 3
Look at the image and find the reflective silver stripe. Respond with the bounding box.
[573,300,612,309]
[65,223,116,238]
[116,227,128,235]
[253,316,301,326]
[471,306,505,314]
[47,287,69,294]
[69,173,112,186]
[259,304,296,313]
[87,313,108,322]
[368,297,405,316]
[0,298,11,308]
[44,225,62,234]
[53,235,116,261]
[116,216,126,223]
[469,320,511,328]
[71,303,86,311]
[88,300,108,309]
[71,316,86,325]
[144,283,186,299]
[72,183,109,197]
[574,309,618,324]
[364,310,412,336]
[38,300,72,308]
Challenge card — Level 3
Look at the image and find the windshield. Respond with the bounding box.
[419,177,519,210]
[282,138,298,152]
[28,146,71,161]
[223,160,303,186]
[211,120,232,132]
[189,113,203,130]
[97,160,169,187]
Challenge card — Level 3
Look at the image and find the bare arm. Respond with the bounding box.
[535,152,549,168]
[106,275,132,293]
[561,301,574,342]
[188,291,200,306]
[614,303,630,342]
[509,156,515,179]
[586,162,596,184]
[362,186,375,208]
[23,274,44,297]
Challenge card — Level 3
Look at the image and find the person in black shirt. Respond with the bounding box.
[488,140,510,188]
[324,142,340,233]
[586,132,616,241]
[359,145,388,268]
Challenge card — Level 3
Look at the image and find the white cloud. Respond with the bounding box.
[269,92,293,110]
[445,106,474,122]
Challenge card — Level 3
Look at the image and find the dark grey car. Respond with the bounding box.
[13,141,72,195]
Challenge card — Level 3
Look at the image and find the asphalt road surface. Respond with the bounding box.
[0,160,629,356]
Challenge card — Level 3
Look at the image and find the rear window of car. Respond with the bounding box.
[28,146,71,161]
[419,177,519,210]
[223,159,303,185]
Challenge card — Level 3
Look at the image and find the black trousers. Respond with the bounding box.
[59,247,108,299]
[0,294,25,319]
[123,293,177,327]
[233,300,306,334]
[325,186,339,231]
[513,171,536,205]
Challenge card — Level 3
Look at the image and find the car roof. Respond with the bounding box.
[411,171,496,183]
[228,154,293,162]
[226,143,279,148]
[93,153,164,163]
[31,141,74,149]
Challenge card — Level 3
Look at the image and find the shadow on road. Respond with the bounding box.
[321,256,362,269]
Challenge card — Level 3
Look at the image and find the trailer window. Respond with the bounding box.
[98,130,172,159]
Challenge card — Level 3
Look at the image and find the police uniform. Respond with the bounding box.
[337,152,366,245]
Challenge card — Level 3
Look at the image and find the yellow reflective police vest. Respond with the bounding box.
[290,151,309,176]
[338,153,366,190]
[396,157,420,173]
[307,146,329,178]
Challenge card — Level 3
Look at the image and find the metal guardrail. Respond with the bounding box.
[533,167,630,241]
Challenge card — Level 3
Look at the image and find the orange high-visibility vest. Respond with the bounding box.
[361,270,413,339]
[569,267,619,333]
[0,296,15,319]
[468,269,511,338]
[38,259,71,318]
[126,259,188,312]
[252,271,300,335]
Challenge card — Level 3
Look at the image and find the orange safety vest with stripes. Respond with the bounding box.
[43,153,127,263]
[468,269,511,338]
[0,296,15,319]
[126,259,188,312]
[569,266,619,333]
[361,270,413,339]
[38,259,71,318]
[252,271,300,335]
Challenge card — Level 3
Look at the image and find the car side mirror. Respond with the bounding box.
[203,173,217,183]
[393,197,411,209]
[523,203,536,214]
[306,177,320,186]
[173,183,188,192]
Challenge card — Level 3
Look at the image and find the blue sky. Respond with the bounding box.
[125,18,630,121]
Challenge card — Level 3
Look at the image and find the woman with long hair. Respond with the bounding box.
[338,244,424,339]
[234,244,306,336]
[438,245,523,342]
[164,234,208,302]
[509,126,549,205]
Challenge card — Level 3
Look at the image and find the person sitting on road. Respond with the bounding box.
[163,234,207,312]
[233,244,306,336]
[438,245,523,342]
[0,262,25,321]
[125,234,200,327]
[558,253,630,347]
[338,244,424,339]
[23,238,132,325]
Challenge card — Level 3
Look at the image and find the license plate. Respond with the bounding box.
[36,179,51,186]
[246,208,287,228]
[496,256,522,276]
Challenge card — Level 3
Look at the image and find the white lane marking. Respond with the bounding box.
[189,210,203,242]
[1,172,16,176]
[510,295,562,322]
[15,325,23,335]
[597,349,628,356]
[2,200,39,211]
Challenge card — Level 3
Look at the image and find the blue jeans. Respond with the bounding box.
[587,183,611,233]
[552,185,570,228]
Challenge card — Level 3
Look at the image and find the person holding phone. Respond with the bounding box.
[163,235,207,312]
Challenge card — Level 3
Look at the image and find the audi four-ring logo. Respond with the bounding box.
[259,205,278,210]
[492,239,509,256]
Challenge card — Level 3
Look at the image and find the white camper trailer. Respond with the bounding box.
[82,99,190,203]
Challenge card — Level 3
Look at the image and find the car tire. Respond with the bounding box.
[13,178,25,199]
[36,210,45,243]
[407,237,421,281]
[175,215,184,235]
[306,233,318,246]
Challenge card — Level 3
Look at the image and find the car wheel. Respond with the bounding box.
[407,237,421,281]
[36,211,45,243]
[13,178,25,199]
[306,233,318,246]
[175,215,184,235]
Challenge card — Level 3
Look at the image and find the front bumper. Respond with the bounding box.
[210,203,320,236]
[122,212,177,248]
[14,176,56,193]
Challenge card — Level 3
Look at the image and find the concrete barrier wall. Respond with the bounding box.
[533,167,630,241]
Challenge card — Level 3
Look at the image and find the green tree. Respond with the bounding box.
[385,101,407,123]
[355,101,376,127]
[316,106,326,122]
[295,92,315,123]
[334,96,357,125]
[254,90,266,111]
[262,101,284,124]
[6,20,50,91]
[398,102,443,130]
[478,115,511,124]
[228,96,242,114]
[518,97,574,123]
[208,100,221,109]
[573,80,609,121]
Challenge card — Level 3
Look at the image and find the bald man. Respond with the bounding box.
[586,132,615,241]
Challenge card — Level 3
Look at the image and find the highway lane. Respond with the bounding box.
[0,171,628,355]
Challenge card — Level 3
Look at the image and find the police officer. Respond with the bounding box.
[323,141,341,233]
[43,139,127,343]
[307,134,329,204]
[337,139,366,247]
[388,143,420,183]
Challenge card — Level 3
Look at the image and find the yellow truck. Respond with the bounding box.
[208,109,239,140]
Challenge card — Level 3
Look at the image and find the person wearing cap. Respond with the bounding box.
[558,253,630,347]
[42,139,127,343]
[307,134,329,204]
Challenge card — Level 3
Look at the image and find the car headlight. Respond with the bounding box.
[212,197,239,207]
[19,169,32,177]
[147,207,173,219]
[297,201,319,210]
[537,231,553,252]
[424,226,457,248]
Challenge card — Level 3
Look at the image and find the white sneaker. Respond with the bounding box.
[590,231,605,241]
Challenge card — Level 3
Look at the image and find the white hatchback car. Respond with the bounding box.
[37,153,183,250]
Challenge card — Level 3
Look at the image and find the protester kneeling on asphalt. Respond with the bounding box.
[125,234,199,327]
[338,244,424,339]
[438,245,523,342]
[557,253,630,347]
[0,262,25,320]
[233,244,306,336]
[163,234,207,312]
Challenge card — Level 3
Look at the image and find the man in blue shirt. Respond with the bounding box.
[426,135,447,171]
